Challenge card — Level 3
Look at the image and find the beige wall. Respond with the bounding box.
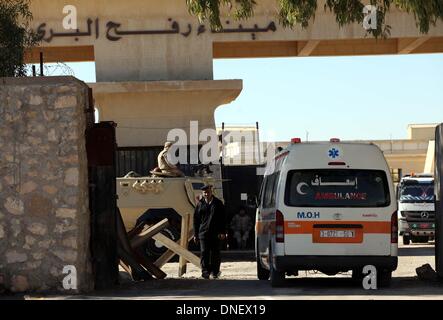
[342,139,432,175]
[29,0,213,81]
[29,0,443,82]
[408,124,439,140]
[384,155,427,175]
[342,139,434,175]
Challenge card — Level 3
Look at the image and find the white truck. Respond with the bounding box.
[397,174,435,245]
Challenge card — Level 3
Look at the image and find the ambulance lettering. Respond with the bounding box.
[297,212,320,219]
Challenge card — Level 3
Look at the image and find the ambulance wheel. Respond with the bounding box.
[403,236,410,245]
[377,270,392,288]
[256,253,270,281]
[269,247,285,287]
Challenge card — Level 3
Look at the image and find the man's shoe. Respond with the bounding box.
[211,271,221,279]
[202,272,210,279]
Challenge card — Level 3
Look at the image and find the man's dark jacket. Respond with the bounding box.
[193,196,226,240]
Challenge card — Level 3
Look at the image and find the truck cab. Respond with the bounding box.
[397,174,435,245]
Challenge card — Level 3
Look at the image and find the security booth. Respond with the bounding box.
[435,123,443,279]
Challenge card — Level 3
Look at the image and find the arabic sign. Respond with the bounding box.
[36,18,277,43]
[296,177,358,196]
[37,18,99,43]
[310,176,358,188]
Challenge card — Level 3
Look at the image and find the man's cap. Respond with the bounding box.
[200,184,213,191]
[164,141,173,148]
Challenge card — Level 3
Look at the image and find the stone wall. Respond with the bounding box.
[0,77,93,293]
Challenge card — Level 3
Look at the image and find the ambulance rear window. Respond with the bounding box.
[285,169,390,208]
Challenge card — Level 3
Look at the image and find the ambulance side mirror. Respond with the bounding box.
[254,195,259,208]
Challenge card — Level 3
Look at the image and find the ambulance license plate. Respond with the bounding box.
[320,230,355,238]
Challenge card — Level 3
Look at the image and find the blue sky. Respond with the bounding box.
[59,53,443,142]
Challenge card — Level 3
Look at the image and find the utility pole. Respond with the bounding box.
[39,52,44,76]
[256,122,262,165]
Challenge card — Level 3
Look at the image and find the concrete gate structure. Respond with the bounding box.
[26,0,443,150]
[23,0,443,280]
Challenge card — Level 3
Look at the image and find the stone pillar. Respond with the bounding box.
[0,77,93,293]
[90,80,243,147]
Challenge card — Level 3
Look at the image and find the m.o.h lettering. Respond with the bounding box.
[297,212,320,219]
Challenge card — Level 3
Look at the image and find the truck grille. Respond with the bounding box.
[403,211,435,222]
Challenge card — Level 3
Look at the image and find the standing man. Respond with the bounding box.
[193,185,227,279]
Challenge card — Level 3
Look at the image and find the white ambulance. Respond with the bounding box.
[255,138,398,287]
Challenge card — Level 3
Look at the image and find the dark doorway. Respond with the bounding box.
[222,165,264,250]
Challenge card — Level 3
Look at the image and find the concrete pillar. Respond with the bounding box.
[90,80,243,147]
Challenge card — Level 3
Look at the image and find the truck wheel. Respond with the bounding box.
[377,270,392,288]
[403,236,410,245]
[269,246,285,287]
[256,242,270,280]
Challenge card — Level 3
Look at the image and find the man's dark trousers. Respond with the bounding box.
[200,236,221,275]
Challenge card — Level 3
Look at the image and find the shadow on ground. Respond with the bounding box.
[47,276,443,299]
[398,244,435,257]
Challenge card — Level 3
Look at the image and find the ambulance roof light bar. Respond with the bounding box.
[330,138,341,143]
[291,138,302,144]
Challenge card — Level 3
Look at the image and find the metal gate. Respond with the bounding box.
[116,147,162,177]
[86,121,119,290]
[116,146,204,177]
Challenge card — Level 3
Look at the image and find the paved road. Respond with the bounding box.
[24,241,443,300]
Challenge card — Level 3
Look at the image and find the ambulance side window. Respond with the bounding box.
[263,172,280,208]
[263,174,275,208]
[259,177,267,207]
[270,172,280,207]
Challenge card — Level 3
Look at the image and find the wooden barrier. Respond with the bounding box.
[118,212,201,279]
